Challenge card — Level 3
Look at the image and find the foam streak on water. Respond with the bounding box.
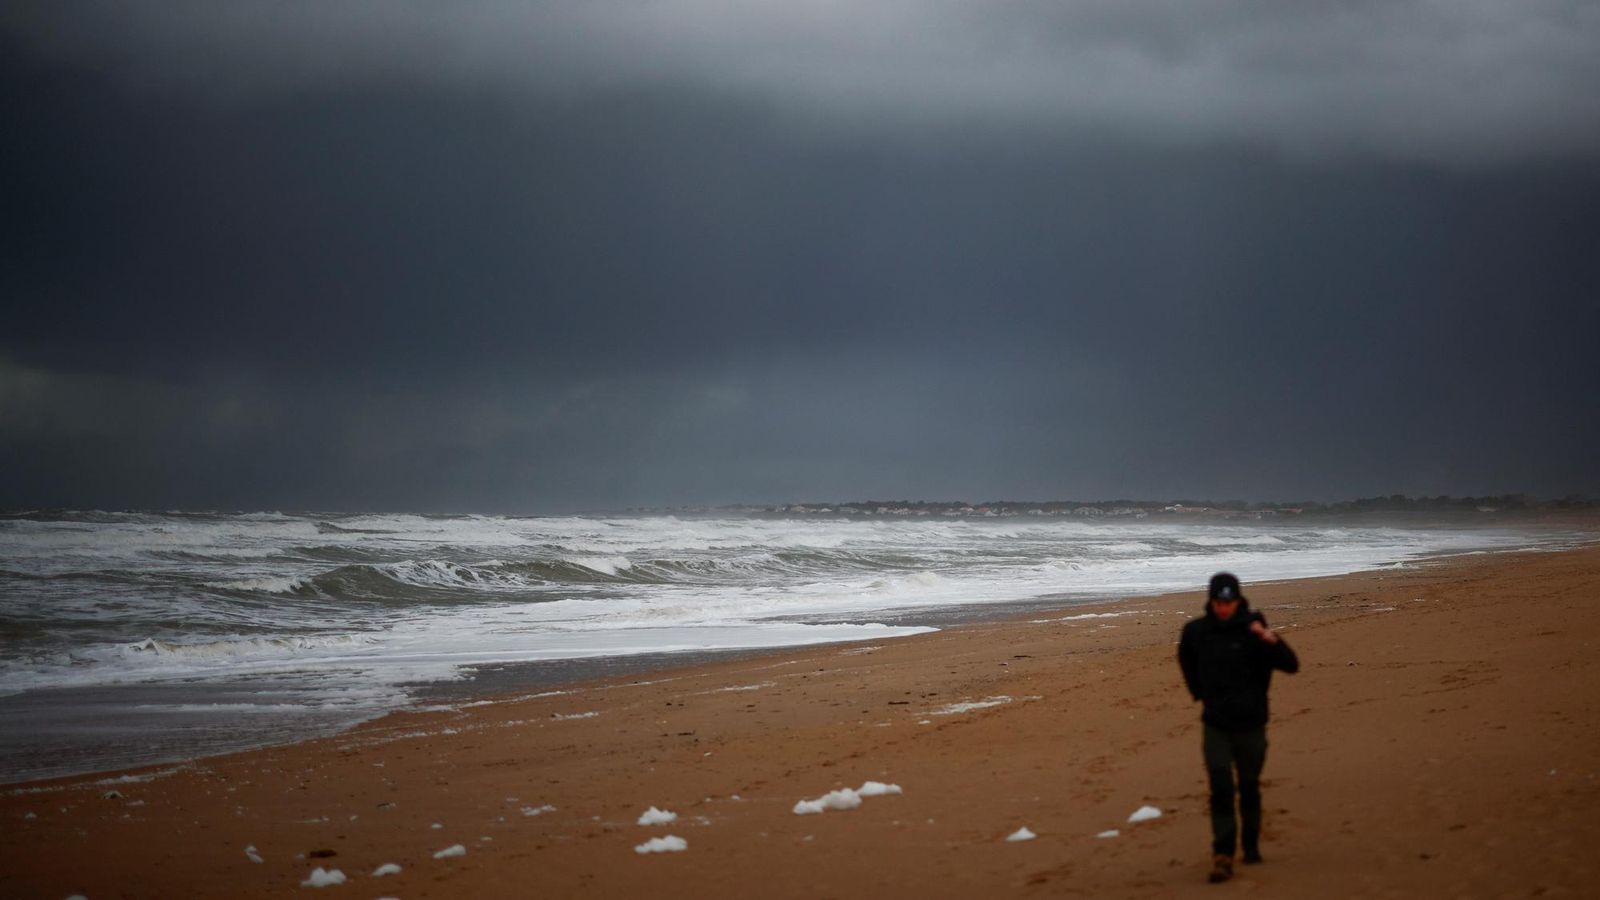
[0,510,1551,781]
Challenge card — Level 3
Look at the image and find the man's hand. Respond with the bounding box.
[1249,620,1281,644]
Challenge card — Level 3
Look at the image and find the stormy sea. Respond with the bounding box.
[0,510,1570,783]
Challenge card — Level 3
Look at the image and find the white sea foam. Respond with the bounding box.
[637,806,678,826]
[794,781,902,814]
[567,555,634,576]
[372,862,401,876]
[1006,826,1037,842]
[634,835,687,854]
[433,844,466,859]
[928,696,1013,715]
[121,634,378,662]
[1127,805,1162,823]
[301,867,346,887]
[1038,611,1146,623]
[203,575,310,593]
[794,788,862,815]
[1182,534,1286,547]
[95,768,187,785]
[700,681,775,693]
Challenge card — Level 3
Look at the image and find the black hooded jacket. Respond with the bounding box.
[1178,598,1299,731]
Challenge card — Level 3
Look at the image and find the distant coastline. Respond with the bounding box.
[7,494,1596,523]
[628,493,1600,523]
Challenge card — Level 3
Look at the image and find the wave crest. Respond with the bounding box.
[122,633,376,661]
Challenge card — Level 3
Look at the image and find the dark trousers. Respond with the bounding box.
[1202,723,1267,856]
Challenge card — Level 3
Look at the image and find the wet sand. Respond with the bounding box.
[4,544,1598,898]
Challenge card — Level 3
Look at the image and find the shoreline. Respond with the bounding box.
[4,525,1567,787]
[0,530,1585,789]
[4,542,1599,897]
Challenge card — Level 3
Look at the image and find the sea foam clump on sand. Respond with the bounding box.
[301,867,346,887]
[1127,805,1162,824]
[433,844,467,859]
[794,781,903,814]
[638,806,678,825]
[372,863,402,876]
[1006,826,1037,842]
[928,696,1014,715]
[794,789,861,815]
[635,835,688,854]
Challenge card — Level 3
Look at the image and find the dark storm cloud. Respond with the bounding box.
[2,4,1598,511]
[7,1,1600,165]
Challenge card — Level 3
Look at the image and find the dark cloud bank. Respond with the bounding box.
[3,2,1598,512]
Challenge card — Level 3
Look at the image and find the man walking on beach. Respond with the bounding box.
[1178,572,1299,883]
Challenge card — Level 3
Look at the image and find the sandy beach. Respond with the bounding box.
[4,542,1597,898]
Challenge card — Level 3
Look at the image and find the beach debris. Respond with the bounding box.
[637,806,678,826]
[431,822,443,829]
[793,781,903,815]
[521,804,557,816]
[433,844,467,859]
[372,863,402,877]
[1006,826,1037,842]
[244,844,264,864]
[101,790,124,800]
[634,835,688,854]
[1127,805,1163,824]
[24,812,37,820]
[1097,829,1120,839]
[300,867,346,887]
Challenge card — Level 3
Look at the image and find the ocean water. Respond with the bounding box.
[0,510,1560,782]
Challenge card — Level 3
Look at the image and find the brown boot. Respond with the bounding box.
[1208,853,1234,883]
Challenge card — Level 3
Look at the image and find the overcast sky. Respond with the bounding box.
[3,1,1598,512]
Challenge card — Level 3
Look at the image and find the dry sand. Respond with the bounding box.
[4,543,1598,898]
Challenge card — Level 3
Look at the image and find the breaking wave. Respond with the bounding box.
[120,633,378,662]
